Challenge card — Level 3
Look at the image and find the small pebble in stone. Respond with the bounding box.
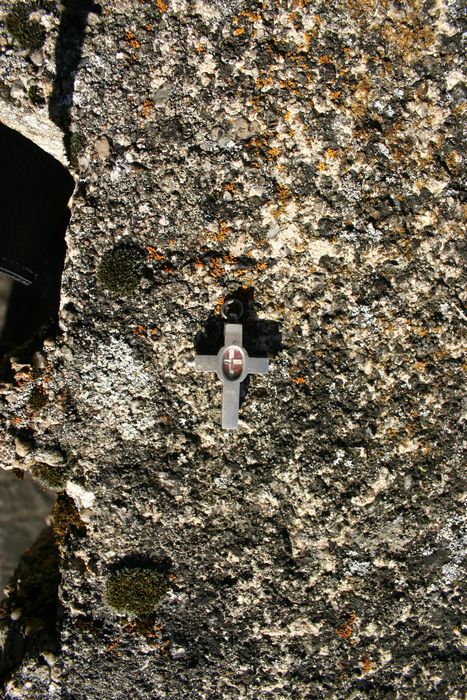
[30,50,44,66]
[95,135,110,161]
[15,438,31,458]
[10,81,25,100]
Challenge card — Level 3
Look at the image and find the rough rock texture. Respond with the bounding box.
[0,0,466,698]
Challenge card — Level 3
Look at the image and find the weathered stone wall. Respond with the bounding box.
[0,1,465,698]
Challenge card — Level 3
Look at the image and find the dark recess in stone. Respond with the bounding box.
[0,527,60,691]
[0,122,75,370]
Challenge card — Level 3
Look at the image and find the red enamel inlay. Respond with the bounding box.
[222,346,243,380]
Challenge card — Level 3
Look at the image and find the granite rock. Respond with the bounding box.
[0,0,465,698]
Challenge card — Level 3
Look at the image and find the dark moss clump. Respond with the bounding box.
[105,568,170,617]
[5,4,46,51]
[65,131,86,168]
[31,460,70,490]
[51,493,86,538]
[97,244,145,296]
[29,84,46,106]
[28,384,48,410]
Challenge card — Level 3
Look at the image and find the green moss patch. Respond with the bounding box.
[31,460,70,490]
[105,567,170,617]
[28,384,48,411]
[5,4,46,51]
[65,131,86,168]
[97,244,145,296]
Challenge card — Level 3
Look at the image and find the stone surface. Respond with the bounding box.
[0,0,466,699]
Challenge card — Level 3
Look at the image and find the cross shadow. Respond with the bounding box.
[49,0,102,151]
[194,287,282,407]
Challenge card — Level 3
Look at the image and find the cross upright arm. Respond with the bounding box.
[195,322,269,429]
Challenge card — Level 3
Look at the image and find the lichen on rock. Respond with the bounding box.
[97,244,145,296]
[5,3,46,51]
[105,567,170,617]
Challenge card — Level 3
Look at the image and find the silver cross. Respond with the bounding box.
[196,323,269,430]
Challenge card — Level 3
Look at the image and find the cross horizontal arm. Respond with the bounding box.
[195,355,218,372]
[246,357,269,375]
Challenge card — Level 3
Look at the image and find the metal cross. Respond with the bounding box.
[195,322,269,430]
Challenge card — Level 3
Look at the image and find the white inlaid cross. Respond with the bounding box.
[195,323,269,430]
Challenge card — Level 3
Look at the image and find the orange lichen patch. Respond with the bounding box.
[302,30,314,51]
[195,42,206,53]
[361,656,372,673]
[317,161,327,172]
[256,262,267,271]
[107,640,121,653]
[319,54,334,65]
[240,10,261,21]
[272,183,294,219]
[255,76,273,89]
[380,15,434,59]
[156,0,167,12]
[292,377,306,384]
[146,246,164,261]
[132,324,158,337]
[142,99,154,118]
[280,79,300,95]
[14,366,33,386]
[211,221,230,242]
[125,31,141,49]
[234,27,246,36]
[326,148,339,159]
[209,257,224,279]
[268,147,281,158]
[330,90,341,102]
[284,111,292,121]
[276,183,289,198]
[223,254,236,265]
[194,258,204,270]
[143,23,153,31]
[336,611,357,639]
[224,182,236,192]
[214,297,225,315]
